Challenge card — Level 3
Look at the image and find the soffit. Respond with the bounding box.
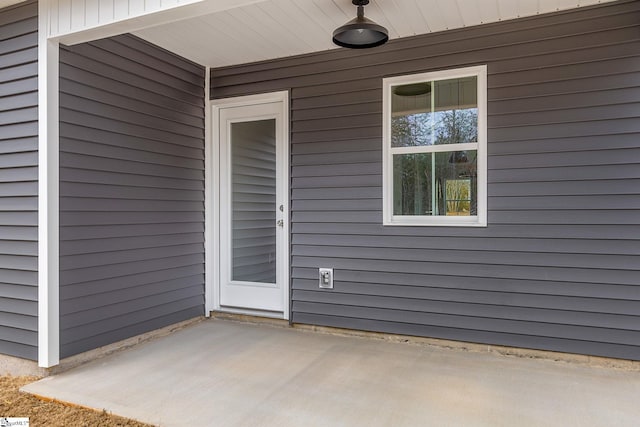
[0,0,27,9]
[133,0,618,68]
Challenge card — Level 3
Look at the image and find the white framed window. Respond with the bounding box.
[382,65,487,227]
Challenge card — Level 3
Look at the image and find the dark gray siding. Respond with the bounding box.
[59,34,205,358]
[0,0,38,360]
[211,0,640,360]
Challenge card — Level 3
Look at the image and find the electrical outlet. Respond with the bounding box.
[319,268,333,289]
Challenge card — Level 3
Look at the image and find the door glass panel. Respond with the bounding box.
[231,119,276,283]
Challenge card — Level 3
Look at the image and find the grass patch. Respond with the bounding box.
[0,376,154,426]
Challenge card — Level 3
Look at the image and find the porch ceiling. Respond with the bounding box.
[132,0,617,69]
[0,0,26,8]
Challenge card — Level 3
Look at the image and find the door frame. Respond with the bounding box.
[207,90,290,320]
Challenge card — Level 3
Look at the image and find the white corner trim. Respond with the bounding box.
[37,1,60,368]
[204,66,215,316]
[476,64,488,228]
[281,92,291,321]
[209,85,221,314]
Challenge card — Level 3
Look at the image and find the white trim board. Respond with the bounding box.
[204,66,215,316]
[37,0,60,368]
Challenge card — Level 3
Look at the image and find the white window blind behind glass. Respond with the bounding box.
[230,119,277,283]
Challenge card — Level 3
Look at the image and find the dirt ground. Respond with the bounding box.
[0,376,154,427]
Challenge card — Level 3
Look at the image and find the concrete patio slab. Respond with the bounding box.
[22,319,640,427]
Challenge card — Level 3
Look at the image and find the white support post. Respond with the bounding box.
[37,1,60,368]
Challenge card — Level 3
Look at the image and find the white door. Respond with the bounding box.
[214,92,289,317]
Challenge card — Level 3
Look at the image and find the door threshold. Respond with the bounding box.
[211,307,287,321]
[210,311,290,328]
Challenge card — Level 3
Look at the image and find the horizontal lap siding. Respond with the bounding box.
[211,0,640,360]
[59,34,205,358]
[0,0,38,360]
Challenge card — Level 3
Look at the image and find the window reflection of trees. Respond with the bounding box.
[392,109,478,216]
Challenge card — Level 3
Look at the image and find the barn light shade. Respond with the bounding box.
[332,0,388,49]
[449,151,469,164]
[393,82,431,97]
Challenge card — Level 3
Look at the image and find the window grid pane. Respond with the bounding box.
[391,77,478,148]
[393,151,477,217]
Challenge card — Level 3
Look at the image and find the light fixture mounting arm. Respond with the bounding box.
[354,0,369,18]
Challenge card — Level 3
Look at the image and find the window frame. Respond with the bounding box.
[382,65,488,227]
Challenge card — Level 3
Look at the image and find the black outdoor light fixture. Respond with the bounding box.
[393,82,431,97]
[332,0,389,49]
[449,151,470,164]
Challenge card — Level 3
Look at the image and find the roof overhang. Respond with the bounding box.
[44,0,620,69]
[0,0,27,8]
[133,0,620,68]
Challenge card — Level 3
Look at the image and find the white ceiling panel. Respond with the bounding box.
[133,0,618,68]
[415,0,448,33]
[456,0,484,27]
[516,0,540,18]
[475,0,501,24]
[383,0,421,37]
[497,0,520,20]
[0,0,27,8]
[436,0,466,30]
